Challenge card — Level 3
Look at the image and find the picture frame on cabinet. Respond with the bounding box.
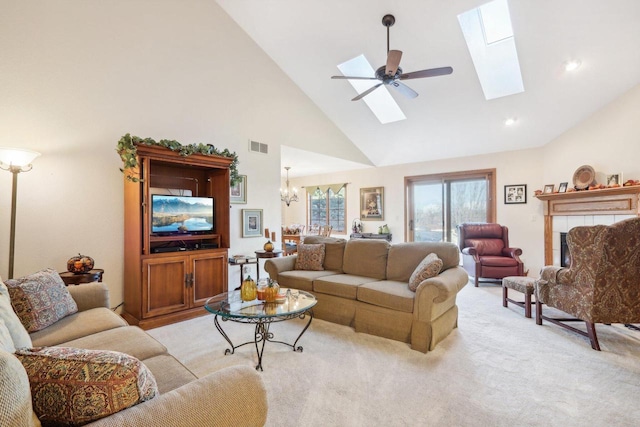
[558,182,568,193]
[242,209,263,237]
[230,175,247,204]
[606,173,622,187]
[543,184,555,194]
[504,184,527,204]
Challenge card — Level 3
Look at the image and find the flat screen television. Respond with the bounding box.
[151,195,214,234]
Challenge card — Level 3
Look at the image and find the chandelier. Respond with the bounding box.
[280,167,298,206]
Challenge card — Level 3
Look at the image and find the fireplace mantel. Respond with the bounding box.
[536,185,640,264]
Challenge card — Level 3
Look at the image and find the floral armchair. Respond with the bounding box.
[457,223,524,287]
[535,217,640,350]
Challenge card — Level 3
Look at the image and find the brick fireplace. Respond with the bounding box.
[536,186,640,266]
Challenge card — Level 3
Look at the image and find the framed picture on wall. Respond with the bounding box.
[242,209,262,237]
[230,175,247,204]
[360,187,384,220]
[504,184,527,204]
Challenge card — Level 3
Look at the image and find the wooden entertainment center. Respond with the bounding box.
[122,144,232,329]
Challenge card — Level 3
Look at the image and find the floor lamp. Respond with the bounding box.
[0,147,40,279]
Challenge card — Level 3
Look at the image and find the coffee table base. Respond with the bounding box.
[214,309,313,371]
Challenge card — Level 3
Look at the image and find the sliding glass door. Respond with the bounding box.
[406,169,495,243]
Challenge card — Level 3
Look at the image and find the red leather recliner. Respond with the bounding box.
[457,223,524,287]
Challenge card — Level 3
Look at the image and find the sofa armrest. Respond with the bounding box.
[502,247,523,258]
[461,247,477,257]
[86,365,267,427]
[264,256,297,279]
[414,267,469,320]
[67,282,110,312]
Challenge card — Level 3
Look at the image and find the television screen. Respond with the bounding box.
[151,195,214,234]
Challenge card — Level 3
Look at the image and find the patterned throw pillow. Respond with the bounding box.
[16,347,158,426]
[295,244,326,271]
[408,253,443,292]
[5,268,78,333]
[0,279,32,350]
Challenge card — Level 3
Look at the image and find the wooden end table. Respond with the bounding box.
[59,269,104,286]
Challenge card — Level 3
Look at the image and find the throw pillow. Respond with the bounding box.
[295,244,325,271]
[0,279,32,350]
[16,347,158,426]
[408,253,443,292]
[5,268,78,333]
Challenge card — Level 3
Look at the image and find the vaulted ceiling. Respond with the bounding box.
[216,1,640,177]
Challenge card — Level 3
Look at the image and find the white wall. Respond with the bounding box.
[284,83,640,277]
[0,0,361,305]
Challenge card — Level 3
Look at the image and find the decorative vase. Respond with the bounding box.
[264,281,280,303]
[240,275,257,302]
[263,240,274,252]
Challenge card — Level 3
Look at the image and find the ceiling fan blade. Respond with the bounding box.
[390,81,418,99]
[385,50,402,76]
[399,66,453,80]
[331,75,377,80]
[352,83,383,101]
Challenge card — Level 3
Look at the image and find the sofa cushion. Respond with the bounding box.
[139,353,197,394]
[343,240,390,280]
[59,326,168,362]
[295,244,325,271]
[357,280,415,313]
[5,268,78,332]
[0,349,41,427]
[16,347,158,426]
[303,236,346,273]
[0,318,16,353]
[408,253,443,292]
[479,255,519,267]
[30,307,127,347]
[386,242,459,281]
[0,280,32,350]
[313,275,379,300]
[276,270,339,292]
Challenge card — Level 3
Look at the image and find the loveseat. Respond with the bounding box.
[264,237,469,353]
[1,279,268,427]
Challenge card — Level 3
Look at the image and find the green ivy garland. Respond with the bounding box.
[117,133,239,185]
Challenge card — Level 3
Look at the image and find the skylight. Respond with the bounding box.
[337,55,406,124]
[458,0,524,100]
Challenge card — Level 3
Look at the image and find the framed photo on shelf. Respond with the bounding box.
[558,182,568,193]
[606,173,622,186]
[360,187,384,220]
[504,184,527,204]
[543,184,555,194]
[230,175,247,204]
[242,209,263,237]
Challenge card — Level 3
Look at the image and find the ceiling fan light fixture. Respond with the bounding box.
[504,117,518,126]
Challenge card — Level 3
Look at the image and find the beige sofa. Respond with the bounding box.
[265,237,469,353]
[1,282,268,427]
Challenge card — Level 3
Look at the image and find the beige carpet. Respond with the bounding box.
[147,283,640,426]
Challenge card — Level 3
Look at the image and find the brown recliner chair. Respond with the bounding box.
[535,217,640,350]
[457,223,524,287]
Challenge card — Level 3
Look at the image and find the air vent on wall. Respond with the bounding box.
[249,140,268,155]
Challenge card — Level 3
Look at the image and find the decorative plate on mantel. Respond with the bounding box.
[572,165,595,190]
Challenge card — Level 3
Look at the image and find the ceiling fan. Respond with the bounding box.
[332,14,453,101]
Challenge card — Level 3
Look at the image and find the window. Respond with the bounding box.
[405,169,496,243]
[307,186,346,233]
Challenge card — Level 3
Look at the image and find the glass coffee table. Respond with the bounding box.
[204,289,316,371]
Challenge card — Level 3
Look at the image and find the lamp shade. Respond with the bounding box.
[0,147,41,167]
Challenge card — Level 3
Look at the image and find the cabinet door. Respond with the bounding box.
[142,256,189,318]
[190,252,227,307]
